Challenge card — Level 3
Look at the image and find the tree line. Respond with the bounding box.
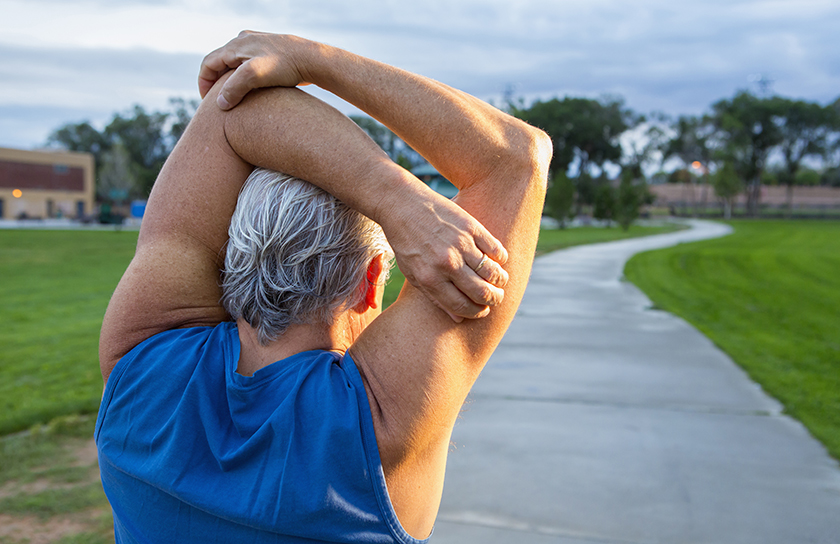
[512,92,840,223]
[47,89,840,227]
[47,98,199,204]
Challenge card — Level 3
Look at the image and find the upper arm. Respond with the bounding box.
[348,126,549,534]
[99,78,253,381]
[351,126,551,449]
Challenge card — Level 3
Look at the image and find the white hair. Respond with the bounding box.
[222,168,393,345]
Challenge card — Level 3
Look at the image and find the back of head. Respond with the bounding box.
[222,168,393,345]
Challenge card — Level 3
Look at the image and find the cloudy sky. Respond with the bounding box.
[2,0,839,149]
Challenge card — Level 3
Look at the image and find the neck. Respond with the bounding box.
[235,317,355,377]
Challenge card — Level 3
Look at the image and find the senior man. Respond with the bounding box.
[96,32,551,543]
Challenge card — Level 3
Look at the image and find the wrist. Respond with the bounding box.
[292,36,329,87]
[369,163,418,230]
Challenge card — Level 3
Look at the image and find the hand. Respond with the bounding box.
[382,186,509,322]
[199,31,313,110]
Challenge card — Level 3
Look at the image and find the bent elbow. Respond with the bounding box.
[530,127,552,189]
[504,124,551,193]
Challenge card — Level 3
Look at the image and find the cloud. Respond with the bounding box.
[2,0,840,149]
[0,43,202,148]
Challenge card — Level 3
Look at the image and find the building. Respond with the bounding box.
[648,182,840,210]
[0,147,95,220]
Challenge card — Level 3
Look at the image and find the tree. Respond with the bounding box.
[350,115,399,158]
[513,96,637,218]
[615,169,651,231]
[545,170,575,227]
[46,121,111,173]
[592,180,616,225]
[662,115,715,215]
[512,96,635,177]
[621,122,667,180]
[46,99,200,203]
[104,105,171,197]
[772,98,836,215]
[350,115,421,168]
[712,161,742,219]
[98,143,137,203]
[168,97,200,144]
[710,92,782,217]
[575,173,596,214]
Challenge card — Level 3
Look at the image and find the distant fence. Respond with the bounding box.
[648,183,840,218]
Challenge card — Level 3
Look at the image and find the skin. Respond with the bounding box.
[100,32,551,540]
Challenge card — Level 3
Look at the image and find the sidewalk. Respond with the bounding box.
[433,220,840,544]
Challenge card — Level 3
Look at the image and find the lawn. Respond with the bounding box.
[624,220,840,460]
[0,415,112,543]
[0,230,138,435]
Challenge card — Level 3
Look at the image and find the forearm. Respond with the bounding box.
[222,84,440,229]
[300,41,541,191]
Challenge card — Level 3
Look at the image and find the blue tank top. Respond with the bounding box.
[95,322,428,543]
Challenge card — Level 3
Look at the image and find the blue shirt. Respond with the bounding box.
[95,322,428,543]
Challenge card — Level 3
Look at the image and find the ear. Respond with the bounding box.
[362,253,386,310]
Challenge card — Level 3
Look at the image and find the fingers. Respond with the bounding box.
[197,30,266,103]
[420,281,491,322]
[451,258,506,309]
[467,251,509,289]
[417,220,510,318]
[198,43,245,98]
[474,227,508,266]
[216,58,262,110]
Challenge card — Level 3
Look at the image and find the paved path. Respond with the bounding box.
[433,220,840,544]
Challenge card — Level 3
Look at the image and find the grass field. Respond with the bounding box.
[0,415,112,543]
[0,230,138,436]
[625,220,840,460]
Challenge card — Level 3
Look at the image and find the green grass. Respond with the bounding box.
[625,220,840,459]
[0,414,113,542]
[0,230,138,435]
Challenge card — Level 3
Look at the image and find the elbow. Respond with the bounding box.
[530,127,553,191]
[503,124,552,194]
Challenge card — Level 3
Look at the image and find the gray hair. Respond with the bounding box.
[222,168,393,345]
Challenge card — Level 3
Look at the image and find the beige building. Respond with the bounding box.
[0,147,95,220]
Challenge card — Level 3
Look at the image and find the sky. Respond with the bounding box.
[2,0,839,150]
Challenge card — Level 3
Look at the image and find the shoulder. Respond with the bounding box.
[99,323,235,414]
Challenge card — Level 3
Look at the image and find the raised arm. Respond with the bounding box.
[202,33,551,536]
[100,50,514,379]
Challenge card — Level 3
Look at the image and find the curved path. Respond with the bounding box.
[433,220,840,544]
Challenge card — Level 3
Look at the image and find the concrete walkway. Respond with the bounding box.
[433,220,840,544]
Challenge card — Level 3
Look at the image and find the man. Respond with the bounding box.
[96,31,551,542]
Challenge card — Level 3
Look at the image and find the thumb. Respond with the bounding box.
[216,59,261,110]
